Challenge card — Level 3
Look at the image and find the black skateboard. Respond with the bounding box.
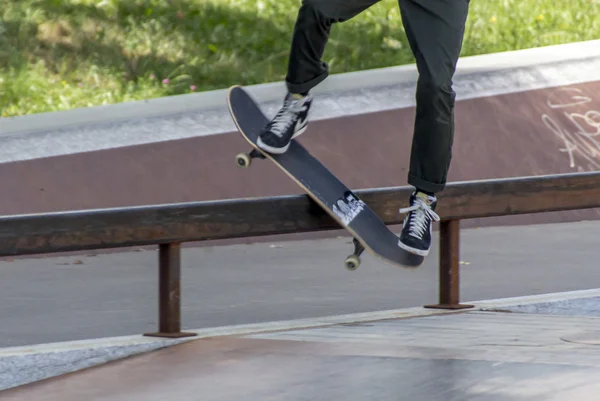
[227,85,424,270]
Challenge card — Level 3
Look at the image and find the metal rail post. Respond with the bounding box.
[144,243,197,338]
[424,220,474,310]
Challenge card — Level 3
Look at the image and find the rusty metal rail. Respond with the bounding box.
[2,171,600,337]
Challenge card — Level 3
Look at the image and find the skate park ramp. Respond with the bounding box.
[1,40,600,232]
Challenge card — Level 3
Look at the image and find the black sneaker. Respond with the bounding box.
[257,92,312,154]
[398,191,440,256]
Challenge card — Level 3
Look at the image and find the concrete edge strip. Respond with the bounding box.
[2,39,600,136]
[472,287,600,308]
[0,306,455,358]
[3,287,600,358]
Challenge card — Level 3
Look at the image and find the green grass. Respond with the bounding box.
[1,0,599,117]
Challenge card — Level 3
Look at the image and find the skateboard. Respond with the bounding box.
[227,85,424,270]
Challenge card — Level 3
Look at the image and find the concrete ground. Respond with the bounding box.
[1,220,600,348]
[5,307,600,401]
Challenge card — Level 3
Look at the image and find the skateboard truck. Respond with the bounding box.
[234,147,364,271]
[236,148,265,168]
[345,238,365,271]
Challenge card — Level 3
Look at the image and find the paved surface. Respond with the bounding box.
[2,220,600,348]
[4,311,600,400]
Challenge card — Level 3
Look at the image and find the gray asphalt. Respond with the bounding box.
[1,220,600,348]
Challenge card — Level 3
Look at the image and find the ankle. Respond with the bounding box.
[415,188,435,197]
[414,189,436,205]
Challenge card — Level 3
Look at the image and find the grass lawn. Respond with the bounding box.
[1,0,599,117]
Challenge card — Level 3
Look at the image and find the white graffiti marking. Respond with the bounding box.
[541,87,600,170]
[546,87,593,109]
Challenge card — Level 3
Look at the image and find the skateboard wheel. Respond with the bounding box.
[345,255,361,271]
[236,152,251,168]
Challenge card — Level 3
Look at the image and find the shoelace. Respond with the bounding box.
[399,198,440,239]
[270,97,306,137]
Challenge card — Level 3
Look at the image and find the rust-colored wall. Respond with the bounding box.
[2,82,600,230]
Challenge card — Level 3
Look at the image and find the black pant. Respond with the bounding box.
[285,0,470,193]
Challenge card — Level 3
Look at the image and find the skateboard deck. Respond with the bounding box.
[227,85,424,270]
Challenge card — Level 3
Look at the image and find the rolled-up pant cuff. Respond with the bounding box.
[286,69,328,94]
[408,174,446,194]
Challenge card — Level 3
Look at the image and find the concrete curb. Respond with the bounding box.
[2,288,600,391]
[0,41,599,165]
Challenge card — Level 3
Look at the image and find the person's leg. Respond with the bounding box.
[397,0,470,256]
[257,0,381,154]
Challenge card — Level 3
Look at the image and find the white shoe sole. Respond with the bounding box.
[397,239,430,256]
[257,126,307,155]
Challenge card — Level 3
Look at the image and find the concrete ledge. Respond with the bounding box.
[3,288,600,391]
